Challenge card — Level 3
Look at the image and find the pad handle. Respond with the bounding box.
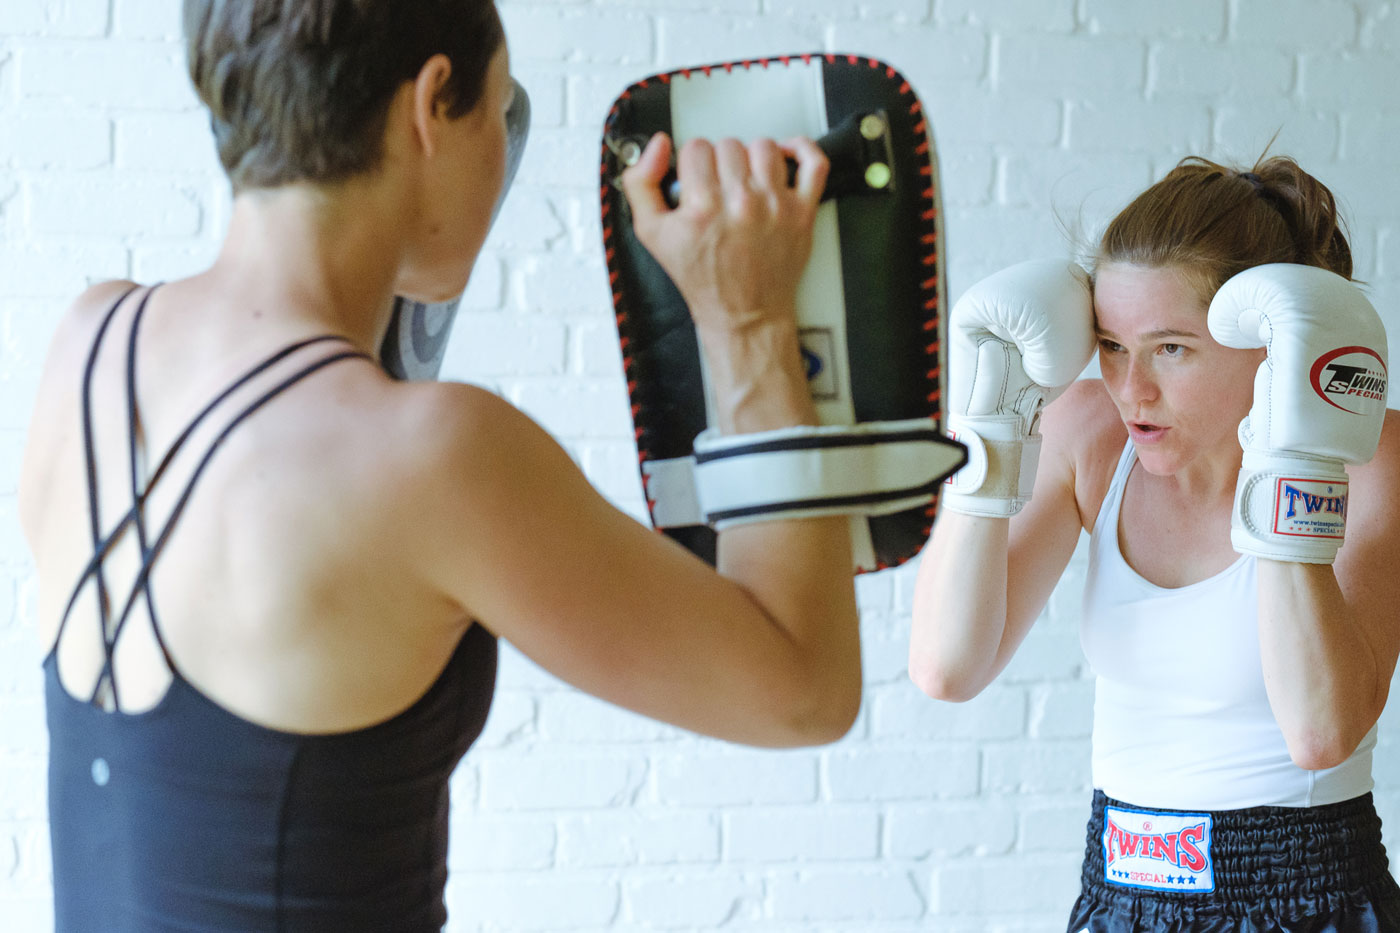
[606,110,898,209]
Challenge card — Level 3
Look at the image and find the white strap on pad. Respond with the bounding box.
[643,419,966,529]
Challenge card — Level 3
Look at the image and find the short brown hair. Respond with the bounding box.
[1095,155,1352,305]
[184,0,504,191]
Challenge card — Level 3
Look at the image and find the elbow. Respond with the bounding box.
[1284,729,1363,772]
[908,656,986,703]
[777,669,862,747]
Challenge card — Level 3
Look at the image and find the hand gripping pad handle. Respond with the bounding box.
[602,53,951,573]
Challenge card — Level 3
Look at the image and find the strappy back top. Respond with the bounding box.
[44,287,498,932]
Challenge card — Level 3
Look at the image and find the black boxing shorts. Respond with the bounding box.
[1068,789,1400,932]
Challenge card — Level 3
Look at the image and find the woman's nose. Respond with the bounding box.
[1120,354,1158,404]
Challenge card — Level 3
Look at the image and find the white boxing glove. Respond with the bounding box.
[944,259,1097,516]
[1208,264,1388,564]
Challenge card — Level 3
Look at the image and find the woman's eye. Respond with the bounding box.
[1161,343,1184,356]
[1098,339,1124,353]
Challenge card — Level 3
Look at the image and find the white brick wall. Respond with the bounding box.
[3,1,1400,930]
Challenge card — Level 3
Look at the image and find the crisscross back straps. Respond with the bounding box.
[56,286,374,710]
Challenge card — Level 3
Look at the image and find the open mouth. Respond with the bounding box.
[1128,421,1167,441]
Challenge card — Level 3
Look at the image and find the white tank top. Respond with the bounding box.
[1081,441,1375,809]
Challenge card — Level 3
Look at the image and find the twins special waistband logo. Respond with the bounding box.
[1310,347,1387,415]
[1103,806,1214,894]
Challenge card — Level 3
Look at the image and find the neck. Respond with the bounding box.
[201,176,414,351]
[1162,437,1244,501]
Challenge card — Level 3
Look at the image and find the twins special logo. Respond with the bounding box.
[1102,807,1214,894]
[1310,347,1387,415]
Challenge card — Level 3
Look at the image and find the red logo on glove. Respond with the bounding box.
[1310,347,1387,415]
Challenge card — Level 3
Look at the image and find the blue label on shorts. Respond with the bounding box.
[1103,806,1214,894]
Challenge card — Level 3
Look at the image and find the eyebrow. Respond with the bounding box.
[1094,327,1201,341]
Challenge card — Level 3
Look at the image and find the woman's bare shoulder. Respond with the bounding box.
[1042,378,1127,527]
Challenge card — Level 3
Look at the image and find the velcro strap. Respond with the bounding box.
[1232,450,1349,564]
[941,414,1040,517]
[642,419,966,529]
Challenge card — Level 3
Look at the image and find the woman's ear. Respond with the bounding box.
[411,54,454,158]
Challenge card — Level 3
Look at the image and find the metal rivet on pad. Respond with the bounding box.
[619,140,643,166]
[865,163,892,190]
[91,758,110,787]
[859,114,886,140]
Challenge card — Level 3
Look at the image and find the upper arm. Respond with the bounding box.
[1333,409,1400,709]
[408,384,857,746]
[18,280,138,542]
[1003,379,1122,640]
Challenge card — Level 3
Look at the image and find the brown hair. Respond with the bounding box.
[184,0,504,192]
[1094,155,1353,305]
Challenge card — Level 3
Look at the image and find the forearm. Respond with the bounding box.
[908,512,1010,701]
[1257,559,1383,768]
[696,317,816,434]
[703,316,861,739]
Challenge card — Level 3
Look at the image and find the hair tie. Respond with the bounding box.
[1238,171,1265,192]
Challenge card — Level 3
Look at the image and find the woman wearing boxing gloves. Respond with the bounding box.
[911,156,1400,932]
[17,1,859,930]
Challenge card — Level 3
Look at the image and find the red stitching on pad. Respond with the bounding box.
[599,54,947,568]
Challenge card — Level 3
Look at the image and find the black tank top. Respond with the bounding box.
[45,287,497,932]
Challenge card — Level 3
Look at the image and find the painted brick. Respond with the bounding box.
[623,872,762,927]
[0,109,109,170]
[937,0,1075,32]
[502,7,654,66]
[0,0,108,37]
[0,243,129,298]
[538,691,681,743]
[654,15,827,65]
[480,751,648,809]
[1149,41,1294,99]
[115,111,219,174]
[1367,4,1400,49]
[724,806,880,861]
[827,23,985,86]
[1232,0,1357,47]
[1214,106,1339,167]
[558,811,720,866]
[1067,97,1212,153]
[483,190,567,251]
[654,750,819,806]
[826,745,980,800]
[1301,51,1400,107]
[886,801,1018,857]
[445,814,557,871]
[1018,801,1092,853]
[926,92,1062,147]
[19,41,196,110]
[983,742,1092,794]
[507,377,634,439]
[472,691,538,749]
[769,868,925,921]
[870,684,1026,740]
[515,252,612,314]
[996,34,1146,94]
[444,876,619,929]
[1085,0,1226,39]
[931,855,1082,914]
[1028,683,1095,739]
[439,311,569,379]
[111,0,181,39]
[130,241,223,283]
[27,177,203,238]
